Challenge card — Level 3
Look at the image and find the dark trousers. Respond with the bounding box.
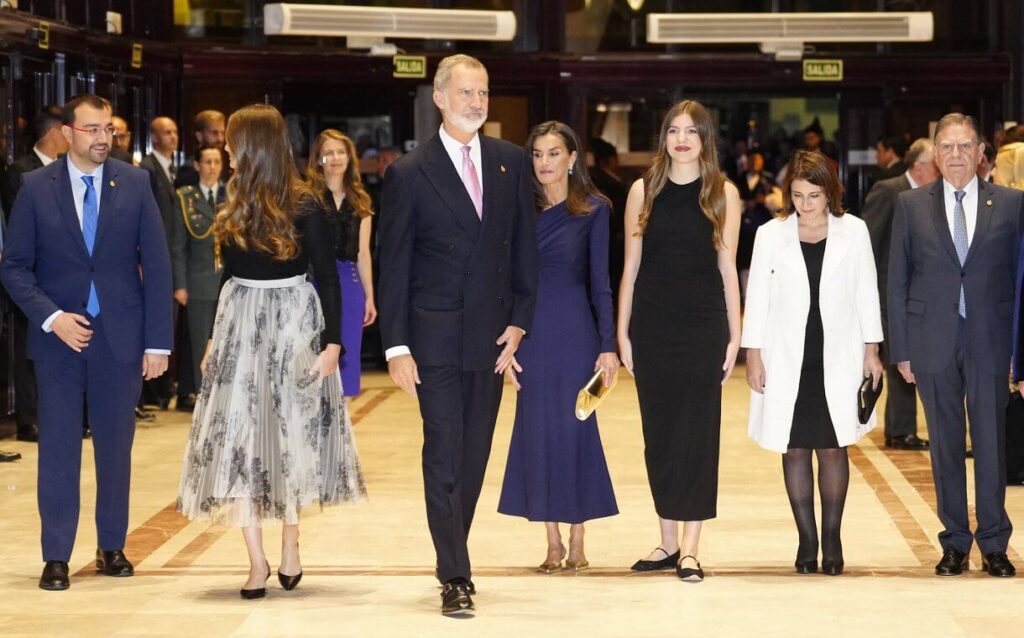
[186,299,217,390]
[914,320,1013,555]
[880,309,918,438]
[34,317,142,561]
[417,366,503,583]
[13,308,37,429]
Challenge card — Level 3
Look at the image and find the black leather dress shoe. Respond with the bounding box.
[82,426,92,439]
[135,407,155,421]
[16,424,39,443]
[39,561,70,591]
[176,395,196,412]
[885,434,929,450]
[0,450,21,462]
[96,549,134,577]
[982,552,1016,577]
[935,548,969,576]
[441,579,474,616]
[631,547,680,572]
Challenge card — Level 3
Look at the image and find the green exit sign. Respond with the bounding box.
[803,59,843,82]
[393,55,427,79]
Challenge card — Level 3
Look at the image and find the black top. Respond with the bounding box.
[324,189,362,262]
[216,197,342,347]
[800,239,827,368]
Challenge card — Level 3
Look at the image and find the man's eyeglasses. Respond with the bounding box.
[68,125,116,138]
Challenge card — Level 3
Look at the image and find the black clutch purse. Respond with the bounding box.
[858,375,884,424]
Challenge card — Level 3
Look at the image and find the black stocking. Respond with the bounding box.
[816,447,849,564]
[782,448,817,562]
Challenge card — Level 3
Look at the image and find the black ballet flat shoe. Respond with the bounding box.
[240,560,271,600]
[631,547,680,572]
[795,558,818,574]
[278,570,303,591]
[676,555,704,582]
[821,560,844,576]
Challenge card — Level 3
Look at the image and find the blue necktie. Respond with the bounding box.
[952,190,968,318]
[82,176,101,316]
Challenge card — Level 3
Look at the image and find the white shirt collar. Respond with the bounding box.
[904,171,918,189]
[942,175,978,201]
[438,124,483,190]
[67,155,103,183]
[33,146,55,167]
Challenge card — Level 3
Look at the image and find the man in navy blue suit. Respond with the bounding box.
[1,94,172,591]
[379,54,538,616]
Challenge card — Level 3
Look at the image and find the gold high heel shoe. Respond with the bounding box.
[538,545,566,574]
[566,539,589,572]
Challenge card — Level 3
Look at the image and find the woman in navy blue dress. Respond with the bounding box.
[498,121,619,573]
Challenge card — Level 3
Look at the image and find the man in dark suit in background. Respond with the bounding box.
[174,109,226,188]
[0,201,19,463]
[889,113,1024,578]
[140,116,192,410]
[862,138,939,451]
[1,94,172,590]
[0,106,68,443]
[109,115,134,164]
[589,137,627,304]
[379,54,538,616]
[875,134,909,181]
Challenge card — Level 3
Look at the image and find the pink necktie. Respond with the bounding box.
[460,145,483,218]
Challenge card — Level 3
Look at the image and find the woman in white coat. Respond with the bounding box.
[742,150,883,576]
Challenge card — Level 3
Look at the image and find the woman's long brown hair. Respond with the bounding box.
[526,120,610,216]
[636,100,727,248]
[306,129,373,219]
[214,104,314,261]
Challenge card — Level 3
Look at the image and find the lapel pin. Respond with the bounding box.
[500,165,506,173]
[986,199,993,206]
[109,180,116,188]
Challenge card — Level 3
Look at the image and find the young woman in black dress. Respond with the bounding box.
[618,100,742,581]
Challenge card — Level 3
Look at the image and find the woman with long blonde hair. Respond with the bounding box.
[306,129,376,396]
[177,104,365,599]
[618,100,742,581]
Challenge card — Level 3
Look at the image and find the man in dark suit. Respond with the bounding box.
[875,134,909,181]
[862,138,939,451]
[889,113,1023,578]
[379,54,538,616]
[0,201,19,463]
[140,116,191,410]
[0,94,173,591]
[589,137,627,304]
[0,106,68,443]
[171,145,224,390]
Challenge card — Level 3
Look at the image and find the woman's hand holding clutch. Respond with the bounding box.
[595,352,620,387]
[863,343,883,390]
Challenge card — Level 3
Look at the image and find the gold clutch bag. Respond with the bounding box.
[575,369,617,421]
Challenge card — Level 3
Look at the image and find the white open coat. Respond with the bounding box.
[741,213,884,453]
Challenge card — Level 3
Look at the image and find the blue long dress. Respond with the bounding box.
[498,198,619,524]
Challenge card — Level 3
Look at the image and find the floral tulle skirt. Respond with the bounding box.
[177,275,366,527]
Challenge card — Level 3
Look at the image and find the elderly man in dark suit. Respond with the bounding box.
[862,138,939,450]
[379,54,538,616]
[889,113,1024,578]
[1,94,172,590]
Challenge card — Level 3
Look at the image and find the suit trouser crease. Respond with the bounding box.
[34,317,142,561]
[417,366,503,583]
[914,320,1012,555]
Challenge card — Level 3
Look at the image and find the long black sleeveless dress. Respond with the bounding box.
[631,178,728,521]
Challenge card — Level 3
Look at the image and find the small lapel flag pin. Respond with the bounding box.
[500,165,506,173]
[986,199,993,206]
[109,180,116,188]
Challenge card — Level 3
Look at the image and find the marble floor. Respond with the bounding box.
[0,368,1022,637]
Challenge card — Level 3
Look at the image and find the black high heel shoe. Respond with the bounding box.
[795,544,818,574]
[821,559,844,576]
[240,560,271,599]
[278,569,303,591]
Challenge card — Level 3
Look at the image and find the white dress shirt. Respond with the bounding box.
[200,182,219,205]
[384,125,484,362]
[43,159,170,355]
[152,150,174,183]
[942,175,978,247]
[33,146,56,167]
[904,171,919,189]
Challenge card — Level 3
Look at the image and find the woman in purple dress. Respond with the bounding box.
[306,130,377,396]
[498,121,619,573]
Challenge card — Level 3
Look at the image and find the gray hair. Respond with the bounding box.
[433,54,487,92]
[934,113,981,143]
[904,138,934,165]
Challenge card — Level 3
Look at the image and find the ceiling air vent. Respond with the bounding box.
[647,12,933,44]
[264,3,517,41]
